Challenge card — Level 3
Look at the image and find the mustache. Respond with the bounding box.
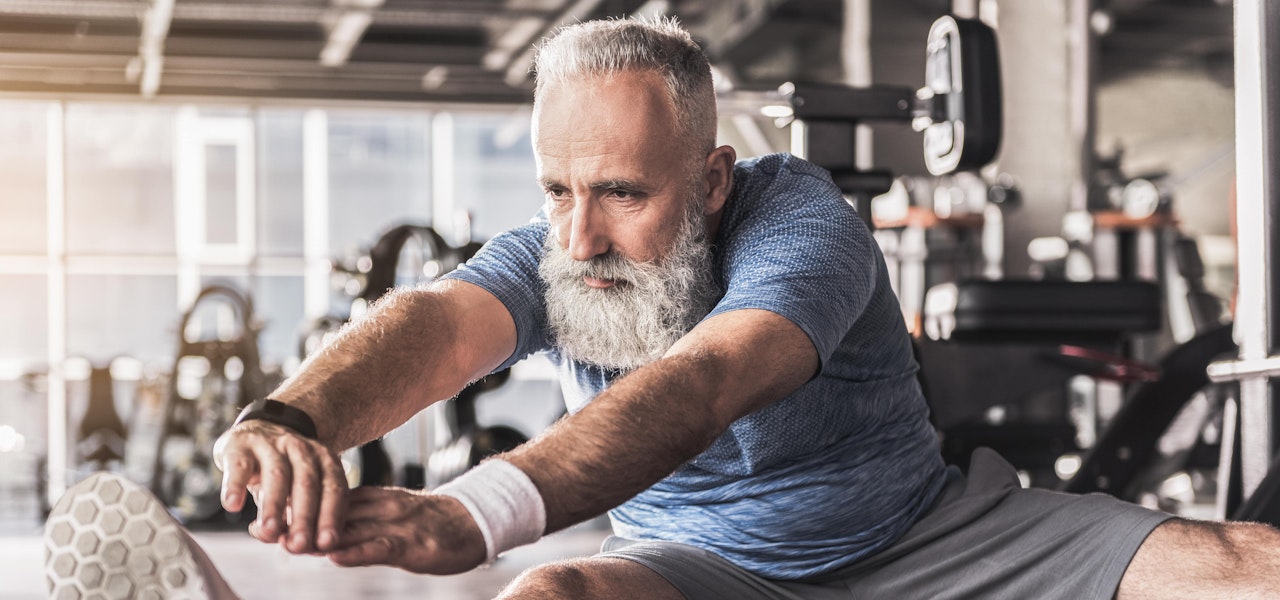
[545,249,660,286]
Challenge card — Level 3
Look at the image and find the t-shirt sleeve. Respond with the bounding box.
[439,218,552,372]
[706,158,880,367]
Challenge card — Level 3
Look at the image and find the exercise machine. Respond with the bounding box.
[151,284,266,525]
[299,223,527,489]
[756,15,1002,223]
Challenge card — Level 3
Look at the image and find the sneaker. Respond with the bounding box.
[44,472,240,600]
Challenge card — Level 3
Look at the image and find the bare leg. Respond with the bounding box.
[497,556,684,600]
[1118,518,1280,599]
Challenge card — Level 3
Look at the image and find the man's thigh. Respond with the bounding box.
[599,448,1171,600]
[833,448,1172,599]
[597,537,851,600]
[1117,518,1280,599]
[576,449,1170,600]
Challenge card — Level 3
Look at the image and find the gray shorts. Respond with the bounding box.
[599,447,1173,600]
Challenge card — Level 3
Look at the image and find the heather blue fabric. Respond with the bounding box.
[442,153,947,580]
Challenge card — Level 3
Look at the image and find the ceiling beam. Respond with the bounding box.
[320,0,383,68]
[483,17,547,71]
[0,66,532,104]
[501,0,607,87]
[684,0,787,60]
[135,0,174,97]
[0,0,553,27]
[0,49,497,76]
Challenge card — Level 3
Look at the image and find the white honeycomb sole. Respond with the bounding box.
[45,472,212,600]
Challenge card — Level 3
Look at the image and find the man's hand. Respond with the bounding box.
[326,486,487,575]
[213,420,349,554]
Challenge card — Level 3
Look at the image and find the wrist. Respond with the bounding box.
[232,399,319,440]
[433,459,547,561]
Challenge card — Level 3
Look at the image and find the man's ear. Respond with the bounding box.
[702,145,737,215]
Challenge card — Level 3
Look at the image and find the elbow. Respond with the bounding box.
[664,350,741,442]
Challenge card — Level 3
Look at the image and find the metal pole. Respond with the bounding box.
[45,102,68,507]
[952,0,978,19]
[1068,0,1097,214]
[843,0,871,171]
[1230,0,1279,499]
[302,109,330,322]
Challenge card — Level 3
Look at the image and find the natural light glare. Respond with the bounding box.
[0,425,25,453]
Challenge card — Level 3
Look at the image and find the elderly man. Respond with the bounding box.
[50,16,1280,600]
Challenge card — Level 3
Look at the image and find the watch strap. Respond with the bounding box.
[233,399,319,440]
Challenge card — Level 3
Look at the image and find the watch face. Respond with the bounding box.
[1122,179,1161,219]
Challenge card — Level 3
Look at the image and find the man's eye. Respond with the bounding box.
[546,189,569,201]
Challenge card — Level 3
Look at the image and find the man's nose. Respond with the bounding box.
[565,199,610,261]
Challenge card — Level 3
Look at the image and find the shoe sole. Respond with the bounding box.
[45,472,211,600]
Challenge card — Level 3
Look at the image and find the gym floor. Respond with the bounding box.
[1,522,610,599]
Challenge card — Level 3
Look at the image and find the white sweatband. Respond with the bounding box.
[434,459,547,561]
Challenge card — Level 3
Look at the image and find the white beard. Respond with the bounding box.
[539,201,720,371]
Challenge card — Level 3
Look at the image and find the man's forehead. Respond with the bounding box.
[529,70,688,187]
[534,72,673,130]
[532,114,635,166]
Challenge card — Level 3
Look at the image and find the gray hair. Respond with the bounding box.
[531,16,717,159]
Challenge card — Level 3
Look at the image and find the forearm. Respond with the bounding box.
[502,351,728,532]
[271,284,480,452]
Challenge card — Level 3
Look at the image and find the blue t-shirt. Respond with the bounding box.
[443,153,947,580]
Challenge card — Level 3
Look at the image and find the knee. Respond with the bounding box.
[498,560,594,600]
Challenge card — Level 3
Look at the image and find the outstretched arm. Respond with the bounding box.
[213,279,516,556]
[508,307,818,532]
[272,279,515,452]
[323,308,816,574]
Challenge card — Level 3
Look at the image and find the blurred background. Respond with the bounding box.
[0,0,1242,541]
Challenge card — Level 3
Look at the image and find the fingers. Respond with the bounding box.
[247,518,271,544]
[255,449,292,542]
[328,537,397,568]
[218,445,257,513]
[216,421,288,536]
[315,452,349,552]
[324,493,484,575]
[284,441,323,553]
[217,420,350,554]
[283,443,350,553]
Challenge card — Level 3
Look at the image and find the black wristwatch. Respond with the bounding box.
[233,399,319,440]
